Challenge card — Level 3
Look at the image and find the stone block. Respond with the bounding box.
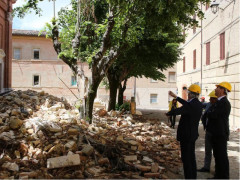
[81,145,94,156]
[68,128,79,135]
[124,155,137,162]
[2,162,19,171]
[144,173,160,178]
[9,117,23,129]
[151,163,159,173]
[143,156,153,163]
[135,164,151,172]
[47,154,80,169]
[98,158,109,165]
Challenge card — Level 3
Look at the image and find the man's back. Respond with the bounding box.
[207,96,231,139]
[177,98,203,142]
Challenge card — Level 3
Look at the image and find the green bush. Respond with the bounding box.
[115,103,120,110]
[117,102,130,111]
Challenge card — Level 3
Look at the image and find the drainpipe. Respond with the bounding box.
[233,83,235,129]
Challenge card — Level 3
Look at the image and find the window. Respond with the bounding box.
[150,79,158,83]
[193,49,196,69]
[220,32,225,60]
[33,75,40,86]
[206,42,210,65]
[169,72,176,82]
[33,49,40,59]
[13,48,21,59]
[71,76,77,86]
[183,56,185,73]
[193,14,196,34]
[150,94,158,104]
[206,2,210,10]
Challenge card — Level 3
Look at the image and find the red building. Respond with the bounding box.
[0,0,16,93]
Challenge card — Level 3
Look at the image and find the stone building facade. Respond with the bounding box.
[0,0,16,94]
[177,0,239,129]
[12,29,177,110]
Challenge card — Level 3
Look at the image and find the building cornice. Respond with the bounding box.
[177,68,201,77]
[12,29,47,37]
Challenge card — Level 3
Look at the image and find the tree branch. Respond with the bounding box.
[92,10,115,64]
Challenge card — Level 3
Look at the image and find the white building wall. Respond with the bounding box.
[136,87,177,110]
[177,0,240,129]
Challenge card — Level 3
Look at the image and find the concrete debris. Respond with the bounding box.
[98,157,109,165]
[143,156,153,163]
[0,90,181,179]
[151,162,159,173]
[98,109,107,117]
[47,154,80,169]
[2,162,19,171]
[81,145,94,156]
[124,155,138,162]
[144,172,160,178]
[135,164,151,172]
[135,110,143,116]
[9,117,23,129]
[68,128,79,135]
[0,131,15,141]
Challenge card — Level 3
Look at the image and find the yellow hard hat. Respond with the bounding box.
[216,81,232,92]
[208,90,217,98]
[188,84,201,94]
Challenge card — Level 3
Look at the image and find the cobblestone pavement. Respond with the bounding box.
[140,109,240,179]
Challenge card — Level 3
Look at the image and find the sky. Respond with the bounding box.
[13,0,71,30]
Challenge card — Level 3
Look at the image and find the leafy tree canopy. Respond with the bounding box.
[14,0,210,120]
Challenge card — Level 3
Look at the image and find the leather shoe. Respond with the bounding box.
[197,167,210,172]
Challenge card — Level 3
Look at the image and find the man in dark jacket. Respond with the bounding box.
[198,90,218,173]
[206,81,231,179]
[166,84,202,179]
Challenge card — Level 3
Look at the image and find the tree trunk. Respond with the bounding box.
[85,76,101,123]
[118,79,127,106]
[118,79,128,106]
[108,78,119,111]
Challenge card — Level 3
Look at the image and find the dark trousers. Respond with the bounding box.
[210,136,229,179]
[204,131,213,169]
[170,115,176,128]
[180,141,197,179]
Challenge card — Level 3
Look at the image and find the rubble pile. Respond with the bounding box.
[0,90,181,179]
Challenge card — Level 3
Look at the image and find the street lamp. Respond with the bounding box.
[210,0,235,14]
[210,0,220,14]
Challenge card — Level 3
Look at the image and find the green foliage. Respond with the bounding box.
[99,77,110,90]
[15,0,210,67]
[116,101,130,111]
[13,0,45,18]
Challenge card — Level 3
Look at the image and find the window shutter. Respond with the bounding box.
[220,32,225,60]
[193,49,196,69]
[206,42,210,65]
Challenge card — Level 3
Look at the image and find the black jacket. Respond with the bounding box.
[201,102,212,130]
[206,96,231,140]
[167,97,203,142]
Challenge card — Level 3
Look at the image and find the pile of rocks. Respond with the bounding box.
[0,90,181,179]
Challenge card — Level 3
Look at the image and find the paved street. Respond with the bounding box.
[140,109,240,179]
